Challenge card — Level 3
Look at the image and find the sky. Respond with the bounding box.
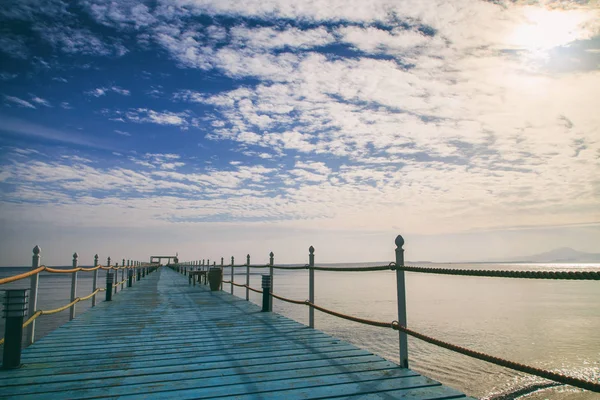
[0,0,599,267]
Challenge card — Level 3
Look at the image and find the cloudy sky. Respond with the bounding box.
[0,0,599,266]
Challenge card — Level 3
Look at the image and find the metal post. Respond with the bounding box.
[105,272,113,301]
[121,259,125,290]
[246,254,250,301]
[309,246,315,328]
[261,275,271,312]
[128,260,133,287]
[137,261,141,281]
[92,254,99,307]
[230,256,234,295]
[27,245,40,345]
[206,259,209,285]
[220,257,224,291]
[269,252,274,311]
[70,252,78,321]
[395,235,409,368]
[114,263,119,294]
[2,289,29,369]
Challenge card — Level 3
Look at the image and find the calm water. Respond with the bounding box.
[1,263,599,399]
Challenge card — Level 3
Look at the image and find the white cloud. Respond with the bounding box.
[30,96,52,107]
[87,88,107,97]
[338,26,430,53]
[38,26,127,56]
[83,1,157,30]
[125,108,191,127]
[0,35,29,59]
[86,86,130,97]
[110,86,130,95]
[114,129,131,136]
[2,0,600,264]
[4,95,36,109]
[230,26,334,50]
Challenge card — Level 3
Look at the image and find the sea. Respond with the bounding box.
[1,262,598,400]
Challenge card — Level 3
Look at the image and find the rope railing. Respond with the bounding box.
[396,265,600,280]
[113,278,128,288]
[163,236,600,396]
[390,322,600,393]
[0,246,155,367]
[244,287,600,393]
[0,287,103,346]
[0,266,46,285]
[0,264,149,286]
[223,262,600,280]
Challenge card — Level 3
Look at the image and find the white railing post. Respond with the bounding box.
[27,245,41,345]
[92,254,99,307]
[309,246,315,328]
[70,252,78,321]
[269,252,274,311]
[395,235,409,368]
[246,254,250,301]
[230,256,234,294]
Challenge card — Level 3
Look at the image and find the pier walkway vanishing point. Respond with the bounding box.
[1,266,474,399]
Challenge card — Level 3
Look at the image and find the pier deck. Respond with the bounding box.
[0,267,473,399]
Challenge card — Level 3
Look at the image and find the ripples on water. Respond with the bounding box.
[1,263,599,399]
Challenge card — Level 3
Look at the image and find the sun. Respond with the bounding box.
[508,7,593,53]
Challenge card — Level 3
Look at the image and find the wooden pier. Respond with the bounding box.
[0,267,472,399]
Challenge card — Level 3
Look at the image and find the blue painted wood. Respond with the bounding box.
[0,267,471,399]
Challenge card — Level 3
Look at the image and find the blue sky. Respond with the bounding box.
[1,0,599,266]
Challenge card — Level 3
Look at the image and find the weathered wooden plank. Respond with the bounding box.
[10,342,361,374]
[21,330,337,358]
[229,384,469,400]
[0,266,470,400]
[10,370,431,400]
[20,335,345,363]
[2,357,404,396]
[1,351,375,387]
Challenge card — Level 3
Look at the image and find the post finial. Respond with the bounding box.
[395,235,405,249]
[33,245,41,255]
[94,254,99,261]
[73,252,79,260]
[309,245,314,254]
[269,251,274,257]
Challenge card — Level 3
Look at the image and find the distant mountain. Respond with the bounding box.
[499,247,600,263]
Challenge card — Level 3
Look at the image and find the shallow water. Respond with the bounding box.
[1,263,599,399]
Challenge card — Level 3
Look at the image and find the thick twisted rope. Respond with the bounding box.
[231,262,600,279]
[0,264,137,285]
[397,265,600,280]
[0,266,46,285]
[390,322,600,393]
[0,287,103,346]
[263,289,600,393]
[113,278,127,288]
[224,281,263,293]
